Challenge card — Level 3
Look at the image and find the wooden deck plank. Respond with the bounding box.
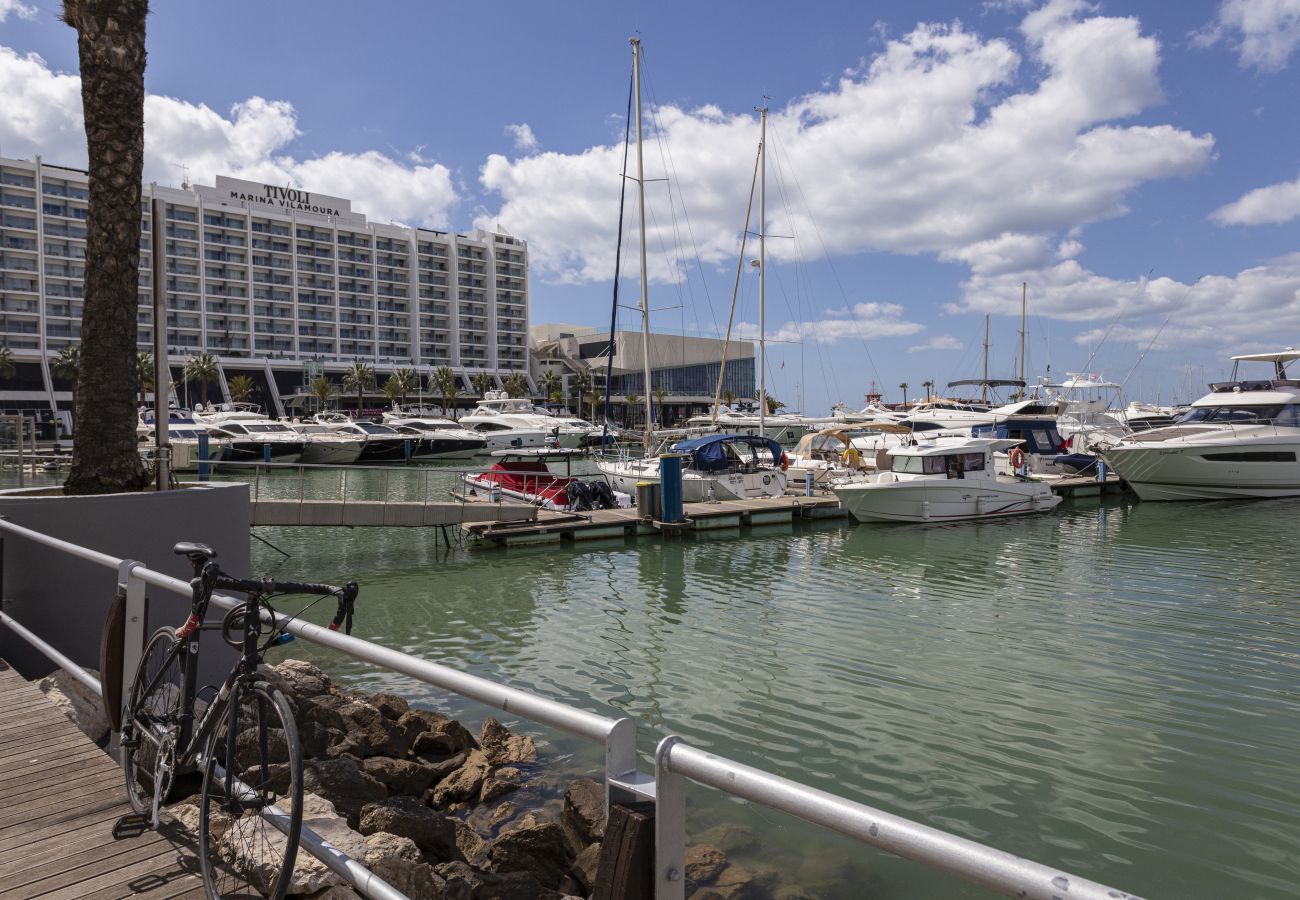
[0,827,189,897]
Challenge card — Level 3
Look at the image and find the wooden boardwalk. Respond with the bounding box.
[0,661,205,900]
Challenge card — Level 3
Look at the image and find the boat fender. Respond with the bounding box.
[842,448,861,468]
[780,452,790,471]
[763,474,772,486]
[1009,447,1027,470]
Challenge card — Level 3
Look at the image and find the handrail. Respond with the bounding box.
[0,516,1139,900]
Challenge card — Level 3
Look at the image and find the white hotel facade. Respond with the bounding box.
[0,155,529,422]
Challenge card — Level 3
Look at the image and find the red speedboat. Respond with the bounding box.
[464,449,629,511]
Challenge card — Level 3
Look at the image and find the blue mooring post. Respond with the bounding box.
[263,443,272,464]
[197,433,210,481]
[1096,458,1107,483]
[659,452,685,524]
[404,439,412,461]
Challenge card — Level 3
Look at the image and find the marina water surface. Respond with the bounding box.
[237,486,1300,898]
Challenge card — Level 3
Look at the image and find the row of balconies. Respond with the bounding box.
[0,172,36,189]
[251,239,292,253]
[204,232,245,247]
[252,221,291,237]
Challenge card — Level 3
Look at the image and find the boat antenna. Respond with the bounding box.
[982,314,990,404]
[711,138,761,424]
[631,37,654,450]
[600,64,635,448]
[1018,282,1026,396]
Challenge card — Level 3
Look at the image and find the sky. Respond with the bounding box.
[2,0,1300,412]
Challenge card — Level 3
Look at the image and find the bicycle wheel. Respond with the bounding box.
[199,680,303,900]
[123,626,184,816]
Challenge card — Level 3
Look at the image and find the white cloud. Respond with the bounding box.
[1211,172,1300,225]
[735,302,924,345]
[0,45,458,228]
[909,334,965,353]
[505,123,538,152]
[478,4,1211,287]
[0,0,36,23]
[1195,0,1300,72]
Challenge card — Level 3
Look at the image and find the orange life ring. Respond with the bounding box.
[1008,447,1027,469]
[780,452,790,471]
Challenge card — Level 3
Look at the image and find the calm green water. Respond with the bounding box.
[13,466,1298,897]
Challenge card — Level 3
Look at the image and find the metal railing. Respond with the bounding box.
[0,516,1140,900]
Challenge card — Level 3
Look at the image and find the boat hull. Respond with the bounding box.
[224,440,304,464]
[833,479,1061,523]
[1102,440,1300,500]
[299,441,364,465]
[411,436,487,459]
[598,458,787,501]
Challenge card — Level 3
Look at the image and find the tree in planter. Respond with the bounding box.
[430,365,458,417]
[310,375,335,412]
[135,351,153,406]
[341,360,375,415]
[470,371,494,398]
[184,351,219,406]
[51,345,81,428]
[60,0,149,494]
[502,372,529,399]
[0,343,15,381]
[227,374,255,405]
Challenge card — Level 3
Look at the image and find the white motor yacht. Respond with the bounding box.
[309,415,413,463]
[833,437,1062,523]
[380,410,487,459]
[137,409,229,472]
[288,423,365,465]
[1101,349,1300,500]
[684,407,815,446]
[459,392,595,449]
[190,403,305,463]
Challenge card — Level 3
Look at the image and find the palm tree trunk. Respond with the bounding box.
[62,0,149,495]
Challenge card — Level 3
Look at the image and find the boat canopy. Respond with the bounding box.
[793,429,854,457]
[888,437,1022,457]
[670,434,783,472]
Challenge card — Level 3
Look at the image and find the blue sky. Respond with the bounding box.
[3,0,1300,411]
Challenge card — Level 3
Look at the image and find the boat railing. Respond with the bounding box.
[0,516,1140,900]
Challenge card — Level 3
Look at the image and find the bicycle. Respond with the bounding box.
[118,541,358,899]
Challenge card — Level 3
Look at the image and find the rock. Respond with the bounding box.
[431,749,490,807]
[560,778,604,854]
[363,831,423,866]
[400,709,479,757]
[302,757,387,826]
[685,843,728,886]
[303,888,364,900]
[368,692,411,720]
[302,695,413,759]
[484,822,573,890]
[361,756,438,796]
[692,864,758,900]
[696,823,758,855]
[479,717,538,766]
[454,817,486,865]
[235,725,290,773]
[490,802,518,828]
[358,796,461,863]
[166,801,231,844]
[218,792,365,895]
[299,719,347,760]
[435,861,542,900]
[266,659,334,701]
[499,811,541,835]
[368,856,448,900]
[481,766,524,803]
[570,842,601,894]
[417,751,469,787]
[37,668,109,742]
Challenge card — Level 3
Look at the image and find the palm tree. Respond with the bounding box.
[721,388,736,409]
[310,375,335,412]
[227,374,255,404]
[381,375,405,406]
[538,370,562,408]
[0,343,15,382]
[470,371,494,398]
[585,388,602,423]
[652,385,668,426]
[392,366,420,405]
[624,392,640,427]
[342,360,376,414]
[922,379,934,401]
[764,393,786,415]
[51,345,81,426]
[134,351,154,406]
[502,372,529,398]
[184,352,220,406]
[899,382,909,407]
[430,365,458,417]
[60,0,149,494]
[572,369,592,419]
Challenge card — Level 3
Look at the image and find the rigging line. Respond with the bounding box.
[1077,270,1151,379]
[768,120,884,391]
[602,70,635,445]
[712,140,761,422]
[637,48,724,343]
[1118,284,1191,392]
[771,263,834,409]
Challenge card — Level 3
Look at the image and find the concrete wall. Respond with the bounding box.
[0,481,249,681]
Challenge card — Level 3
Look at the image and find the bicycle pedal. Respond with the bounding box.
[112,814,152,839]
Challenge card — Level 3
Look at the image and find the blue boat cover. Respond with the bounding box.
[670,434,783,472]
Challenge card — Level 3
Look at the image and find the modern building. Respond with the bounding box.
[530,323,755,425]
[0,155,529,426]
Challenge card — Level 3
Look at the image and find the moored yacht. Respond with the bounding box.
[833,437,1062,523]
[310,416,413,463]
[601,434,788,502]
[459,392,597,449]
[684,407,815,446]
[288,422,365,465]
[137,409,229,472]
[1101,349,1300,500]
[381,410,487,458]
[190,403,305,463]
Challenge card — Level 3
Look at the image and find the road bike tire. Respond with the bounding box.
[198,680,303,900]
[123,626,184,816]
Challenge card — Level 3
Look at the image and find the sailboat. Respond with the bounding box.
[597,39,787,502]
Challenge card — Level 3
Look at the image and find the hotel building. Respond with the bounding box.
[0,155,529,425]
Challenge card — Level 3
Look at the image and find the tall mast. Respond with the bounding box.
[982,314,990,404]
[631,38,653,449]
[758,105,767,438]
[1018,282,1027,391]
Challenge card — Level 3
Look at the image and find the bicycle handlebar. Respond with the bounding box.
[187,567,359,636]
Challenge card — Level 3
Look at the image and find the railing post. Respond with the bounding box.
[654,736,686,900]
[605,716,639,808]
[117,560,146,751]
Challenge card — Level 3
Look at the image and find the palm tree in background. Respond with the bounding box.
[585,388,602,423]
[652,385,668,426]
[309,375,335,412]
[430,366,458,417]
[502,372,529,398]
[392,367,419,405]
[721,388,736,409]
[51,345,81,427]
[899,382,909,407]
[60,0,149,494]
[922,379,934,401]
[572,369,592,419]
[624,393,640,427]
[184,352,219,406]
[227,374,255,404]
[538,370,562,407]
[764,393,785,415]
[135,351,153,406]
[381,375,404,406]
[0,343,15,381]
[342,361,376,415]
[470,371,494,398]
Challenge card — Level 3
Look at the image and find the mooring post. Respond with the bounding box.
[658,453,686,524]
[197,433,210,481]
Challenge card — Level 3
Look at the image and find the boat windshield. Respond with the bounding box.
[1175,403,1300,425]
[244,423,292,434]
[892,451,985,476]
[354,423,399,434]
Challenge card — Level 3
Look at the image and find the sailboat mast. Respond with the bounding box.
[631,38,653,448]
[758,105,767,439]
[982,314,990,404]
[1018,282,1027,389]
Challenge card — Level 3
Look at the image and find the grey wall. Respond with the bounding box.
[0,482,249,682]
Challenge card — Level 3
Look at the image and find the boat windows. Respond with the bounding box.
[891,455,947,475]
[223,424,249,435]
[1200,451,1297,463]
[244,423,292,433]
[1175,404,1285,424]
[354,423,399,434]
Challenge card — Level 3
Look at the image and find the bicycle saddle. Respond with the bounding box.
[173,541,217,561]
